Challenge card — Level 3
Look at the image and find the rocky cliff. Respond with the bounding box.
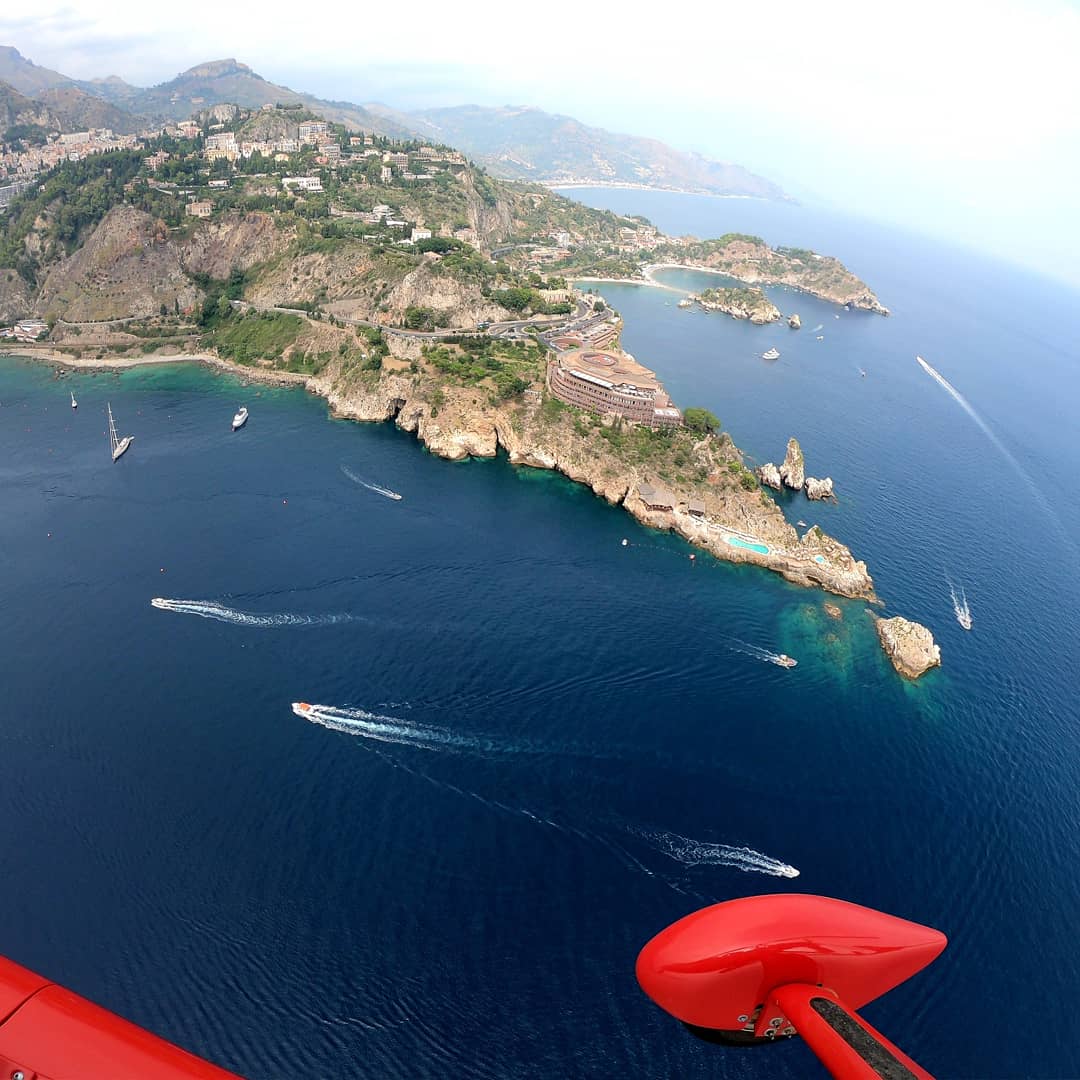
[873,615,941,679]
[779,437,805,490]
[805,476,835,500]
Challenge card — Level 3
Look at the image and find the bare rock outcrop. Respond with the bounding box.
[779,437,804,490]
[873,615,941,679]
[758,462,783,490]
[788,313,801,329]
[805,476,835,500]
[0,269,32,323]
[35,206,199,321]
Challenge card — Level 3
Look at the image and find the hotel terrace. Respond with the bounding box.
[547,346,683,428]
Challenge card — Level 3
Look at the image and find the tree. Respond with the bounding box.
[683,407,721,435]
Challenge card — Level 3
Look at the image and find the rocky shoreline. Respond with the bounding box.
[6,340,944,678]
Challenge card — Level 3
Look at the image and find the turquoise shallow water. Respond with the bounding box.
[1,192,1079,1078]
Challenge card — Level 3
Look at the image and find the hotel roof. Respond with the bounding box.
[555,347,660,392]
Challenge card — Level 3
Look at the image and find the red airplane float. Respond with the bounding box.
[0,893,944,1078]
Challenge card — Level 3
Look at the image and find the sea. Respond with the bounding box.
[2,189,1079,1078]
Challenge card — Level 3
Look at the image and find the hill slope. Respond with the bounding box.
[393,104,785,198]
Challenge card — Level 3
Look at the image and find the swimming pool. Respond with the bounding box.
[725,535,770,555]
[814,555,825,564]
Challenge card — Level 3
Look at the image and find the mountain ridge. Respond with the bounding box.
[1,44,785,199]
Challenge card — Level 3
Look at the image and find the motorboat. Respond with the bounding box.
[232,406,249,431]
[762,347,780,360]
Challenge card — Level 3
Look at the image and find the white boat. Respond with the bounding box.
[70,391,78,410]
[232,406,248,431]
[773,654,798,668]
[950,584,973,630]
[762,347,781,360]
[107,402,133,462]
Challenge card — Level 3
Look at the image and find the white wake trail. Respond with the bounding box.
[639,828,800,878]
[151,598,357,627]
[292,703,505,753]
[915,355,1075,555]
[341,465,402,500]
[726,637,791,667]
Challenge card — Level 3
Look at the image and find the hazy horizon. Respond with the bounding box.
[3,0,1079,287]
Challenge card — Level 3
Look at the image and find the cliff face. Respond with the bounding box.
[24,208,500,330]
[780,437,805,490]
[0,269,32,324]
[181,211,292,280]
[35,205,198,321]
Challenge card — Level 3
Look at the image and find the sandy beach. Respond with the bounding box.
[0,345,313,388]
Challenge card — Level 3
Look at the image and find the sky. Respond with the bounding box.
[3,0,1080,284]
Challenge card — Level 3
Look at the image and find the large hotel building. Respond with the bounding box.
[547,344,683,428]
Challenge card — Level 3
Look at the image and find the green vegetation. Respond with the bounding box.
[421,336,543,401]
[203,310,304,364]
[683,407,721,435]
[699,286,763,307]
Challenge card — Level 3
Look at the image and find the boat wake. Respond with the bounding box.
[636,828,800,878]
[811,324,823,333]
[948,580,973,630]
[341,465,402,500]
[292,702,506,753]
[151,598,358,627]
[726,637,796,667]
[916,355,1075,555]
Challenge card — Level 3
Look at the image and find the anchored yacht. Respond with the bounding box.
[232,406,248,431]
[107,403,133,462]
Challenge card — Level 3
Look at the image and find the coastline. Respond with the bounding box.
[3,338,952,677]
[545,181,771,201]
[2,341,877,605]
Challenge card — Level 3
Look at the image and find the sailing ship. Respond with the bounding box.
[232,406,249,431]
[950,584,973,630]
[107,403,133,462]
[762,347,781,360]
[70,391,78,410]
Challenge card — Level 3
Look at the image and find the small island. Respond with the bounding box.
[682,286,780,324]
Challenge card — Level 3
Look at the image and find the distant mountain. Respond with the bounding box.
[1,46,784,199]
[124,59,416,139]
[0,46,72,96]
[384,104,785,199]
[0,79,141,136]
[0,48,142,132]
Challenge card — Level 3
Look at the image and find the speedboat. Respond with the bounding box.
[232,406,248,431]
[774,654,797,668]
[292,702,314,716]
[762,347,780,360]
[71,391,78,409]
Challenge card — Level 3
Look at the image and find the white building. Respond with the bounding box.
[282,175,324,193]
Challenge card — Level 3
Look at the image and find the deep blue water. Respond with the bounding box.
[2,191,1079,1078]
